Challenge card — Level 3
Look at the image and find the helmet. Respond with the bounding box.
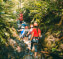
[34,22,38,26]
[19,13,23,17]
[30,24,33,28]
[21,26,25,29]
[25,26,28,29]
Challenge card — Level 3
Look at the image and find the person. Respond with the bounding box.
[27,24,34,40]
[19,13,23,23]
[30,22,41,58]
[17,19,21,29]
[18,26,25,39]
[17,13,23,28]
[24,26,29,37]
[21,21,26,27]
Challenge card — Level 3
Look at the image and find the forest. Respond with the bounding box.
[0,0,63,59]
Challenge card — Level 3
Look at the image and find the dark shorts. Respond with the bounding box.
[31,38,39,52]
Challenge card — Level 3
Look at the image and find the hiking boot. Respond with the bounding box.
[34,56,38,59]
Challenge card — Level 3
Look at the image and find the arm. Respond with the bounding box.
[30,32,34,41]
[38,29,42,37]
[26,29,30,36]
[39,33,41,37]
[27,31,30,36]
[18,29,22,32]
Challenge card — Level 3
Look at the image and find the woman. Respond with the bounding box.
[30,22,41,58]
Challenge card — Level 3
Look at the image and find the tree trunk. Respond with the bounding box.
[58,15,63,26]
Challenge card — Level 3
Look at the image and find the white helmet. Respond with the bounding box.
[21,26,25,29]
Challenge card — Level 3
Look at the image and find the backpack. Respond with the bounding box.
[32,28,40,43]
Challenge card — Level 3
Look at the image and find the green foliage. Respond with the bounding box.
[22,0,63,56]
[0,0,17,44]
[52,48,57,52]
[23,0,62,33]
[0,0,63,58]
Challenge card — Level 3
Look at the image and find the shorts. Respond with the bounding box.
[19,34,24,38]
[31,38,38,52]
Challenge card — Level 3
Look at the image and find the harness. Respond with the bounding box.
[32,37,39,43]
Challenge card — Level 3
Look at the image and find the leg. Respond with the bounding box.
[34,44,38,58]
[29,41,33,55]
[31,41,33,50]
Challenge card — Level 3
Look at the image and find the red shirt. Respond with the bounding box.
[19,17,23,21]
[32,28,41,37]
